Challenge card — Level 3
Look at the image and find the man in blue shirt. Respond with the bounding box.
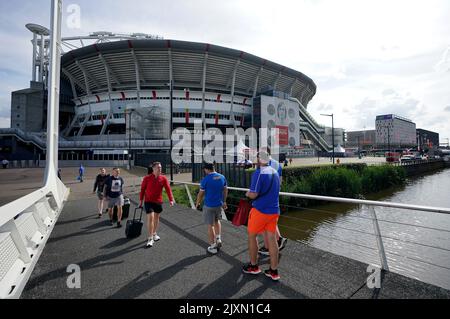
[196,163,228,255]
[258,149,288,256]
[242,150,281,281]
[79,164,85,183]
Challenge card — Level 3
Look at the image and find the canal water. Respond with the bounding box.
[279,168,450,290]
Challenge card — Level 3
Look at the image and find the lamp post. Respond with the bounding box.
[321,113,335,164]
[169,80,174,185]
[357,135,361,159]
[387,126,391,153]
[127,108,136,170]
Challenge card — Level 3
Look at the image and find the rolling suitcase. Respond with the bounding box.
[126,207,144,239]
[113,196,131,221]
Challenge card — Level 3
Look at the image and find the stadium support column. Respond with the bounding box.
[201,51,208,133]
[76,60,92,137]
[168,46,174,184]
[132,49,141,105]
[252,65,264,131]
[99,53,113,136]
[273,72,282,92]
[289,79,297,97]
[170,80,174,184]
[230,59,240,130]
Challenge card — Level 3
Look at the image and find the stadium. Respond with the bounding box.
[1,26,332,163]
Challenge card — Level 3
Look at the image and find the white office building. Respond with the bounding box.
[375,114,417,149]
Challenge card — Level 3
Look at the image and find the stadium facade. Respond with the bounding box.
[2,26,333,161]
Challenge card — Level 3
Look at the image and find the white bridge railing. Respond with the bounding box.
[0,179,69,299]
[0,0,69,299]
[176,181,450,274]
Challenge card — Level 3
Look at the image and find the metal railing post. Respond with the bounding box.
[368,205,389,271]
[185,184,196,210]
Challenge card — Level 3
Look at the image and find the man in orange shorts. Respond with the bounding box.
[242,151,281,281]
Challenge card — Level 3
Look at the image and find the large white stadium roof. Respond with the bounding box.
[60,39,317,106]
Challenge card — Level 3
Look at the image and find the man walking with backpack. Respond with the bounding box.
[139,162,174,248]
[242,150,281,281]
[195,163,228,255]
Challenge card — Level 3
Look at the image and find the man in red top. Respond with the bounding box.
[139,162,175,248]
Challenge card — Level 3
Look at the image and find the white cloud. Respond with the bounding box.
[435,47,450,73]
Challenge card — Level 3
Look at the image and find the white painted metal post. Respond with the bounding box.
[44,0,67,208]
[368,205,389,271]
[185,185,196,210]
[32,33,37,82]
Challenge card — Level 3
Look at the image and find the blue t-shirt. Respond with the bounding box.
[200,172,227,208]
[250,165,280,215]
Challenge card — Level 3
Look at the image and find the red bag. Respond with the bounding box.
[232,199,253,227]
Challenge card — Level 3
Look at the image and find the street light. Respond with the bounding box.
[357,135,361,159]
[321,113,335,164]
[168,80,174,185]
[126,108,136,170]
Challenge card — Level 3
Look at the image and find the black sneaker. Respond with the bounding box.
[278,237,288,251]
[242,263,261,275]
[264,268,280,281]
[110,220,114,226]
[117,222,122,228]
[258,247,270,256]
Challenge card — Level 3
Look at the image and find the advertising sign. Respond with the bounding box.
[260,96,300,147]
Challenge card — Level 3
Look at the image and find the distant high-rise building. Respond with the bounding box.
[375,114,416,149]
[346,130,376,149]
[416,129,439,151]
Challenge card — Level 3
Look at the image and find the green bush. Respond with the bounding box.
[168,185,199,207]
[361,165,406,193]
[307,167,362,198]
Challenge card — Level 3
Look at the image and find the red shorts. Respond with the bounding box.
[247,208,279,235]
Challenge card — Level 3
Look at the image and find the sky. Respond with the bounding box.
[0,0,449,142]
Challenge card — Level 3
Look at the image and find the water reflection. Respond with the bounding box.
[280,169,450,290]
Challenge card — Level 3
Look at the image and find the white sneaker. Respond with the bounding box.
[153,234,161,242]
[207,245,218,255]
[216,239,223,249]
[146,238,154,248]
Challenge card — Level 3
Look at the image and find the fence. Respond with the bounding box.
[176,181,450,282]
[0,179,69,299]
[135,153,192,174]
[192,163,251,187]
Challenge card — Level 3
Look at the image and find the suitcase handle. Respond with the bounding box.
[133,207,144,222]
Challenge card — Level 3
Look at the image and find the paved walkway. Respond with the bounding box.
[21,193,450,299]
